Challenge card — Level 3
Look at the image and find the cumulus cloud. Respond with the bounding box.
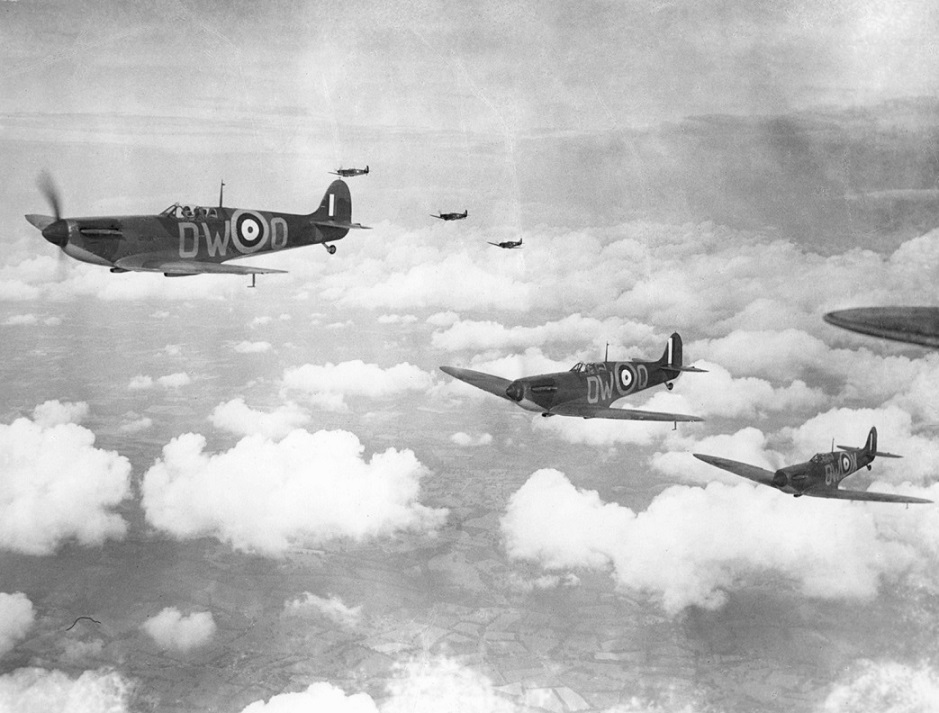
[119,415,153,433]
[821,660,939,713]
[3,314,38,326]
[239,657,515,713]
[449,432,493,447]
[0,593,34,658]
[209,398,311,440]
[141,429,447,555]
[281,360,434,412]
[233,340,272,354]
[128,375,153,390]
[157,372,191,389]
[0,408,131,555]
[501,469,937,615]
[284,593,362,627]
[31,399,88,427]
[0,668,131,713]
[141,608,216,652]
[378,314,418,324]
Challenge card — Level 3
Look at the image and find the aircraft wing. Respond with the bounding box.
[804,488,932,504]
[114,255,286,275]
[439,366,513,400]
[312,220,371,230]
[550,402,703,422]
[693,454,777,486]
[824,307,939,348]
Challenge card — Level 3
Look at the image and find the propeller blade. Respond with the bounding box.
[38,171,62,221]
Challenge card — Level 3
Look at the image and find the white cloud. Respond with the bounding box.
[141,429,447,555]
[0,593,34,658]
[240,682,379,713]
[378,314,418,324]
[2,314,37,326]
[0,668,131,713]
[501,469,934,615]
[233,340,272,354]
[209,398,311,440]
[141,608,216,652]
[284,593,362,628]
[128,375,153,390]
[119,415,153,433]
[157,372,191,389]
[281,360,434,412]
[31,399,88,427]
[0,409,131,555]
[821,660,939,713]
[450,432,493,447]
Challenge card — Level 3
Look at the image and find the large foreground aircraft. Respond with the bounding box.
[441,333,705,423]
[695,427,932,503]
[26,176,368,284]
[825,307,939,348]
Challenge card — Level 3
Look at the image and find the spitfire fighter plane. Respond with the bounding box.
[695,427,932,503]
[25,176,369,285]
[441,333,705,423]
[330,165,369,177]
[432,210,468,221]
[489,238,523,249]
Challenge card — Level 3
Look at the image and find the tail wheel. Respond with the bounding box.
[325,244,337,255]
[666,382,674,391]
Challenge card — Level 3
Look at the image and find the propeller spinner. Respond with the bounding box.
[26,173,70,248]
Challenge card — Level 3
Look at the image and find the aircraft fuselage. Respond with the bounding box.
[505,360,677,413]
[771,449,872,496]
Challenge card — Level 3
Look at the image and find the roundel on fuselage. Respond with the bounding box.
[231,210,270,253]
[840,452,852,473]
[615,363,636,395]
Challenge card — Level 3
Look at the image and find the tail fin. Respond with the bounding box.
[659,333,682,369]
[837,426,902,459]
[310,179,351,224]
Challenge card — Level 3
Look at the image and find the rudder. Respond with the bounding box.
[658,333,682,368]
[310,179,352,224]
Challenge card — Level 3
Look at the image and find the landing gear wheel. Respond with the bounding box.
[666,382,674,391]
[325,244,337,255]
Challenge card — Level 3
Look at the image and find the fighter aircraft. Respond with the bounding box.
[431,210,468,221]
[440,333,706,423]
[488,238,523,249]
[25,175,369,285]
[330,166,369,177]
[824,307,939,349]
[694,427,932,503]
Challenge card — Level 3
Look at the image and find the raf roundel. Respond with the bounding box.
[616,363,635,394]
[840,453,852,473]
[231,210,270,253]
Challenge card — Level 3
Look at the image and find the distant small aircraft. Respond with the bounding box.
[824,307,939,349]
[431,210,468,221]
[488,238,522,249]
[25,175,369,286]
[695,427,932,503]
[330,166,369,177]
[441,333,705,423]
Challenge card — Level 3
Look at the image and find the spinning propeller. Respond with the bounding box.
[25,172,70,277]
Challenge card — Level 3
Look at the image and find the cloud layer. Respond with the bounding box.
[142,608,216,652]
[141,429,447,555]
[0,593,34,658]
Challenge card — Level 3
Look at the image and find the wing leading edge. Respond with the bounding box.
[439,366,514,401]
[114,255,287,276]
[693,454,777,486]
[803,488,932,504]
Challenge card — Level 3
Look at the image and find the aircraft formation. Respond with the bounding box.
[24,165,930,507]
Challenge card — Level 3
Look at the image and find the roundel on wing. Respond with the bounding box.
[231,210,270,253]
[616,363,636,394]
[840,453,852,473]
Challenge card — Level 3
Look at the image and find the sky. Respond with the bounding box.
[3,1,939,712]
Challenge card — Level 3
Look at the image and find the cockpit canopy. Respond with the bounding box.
[569,362,609,375]
[160,203,220,220]
[810,452,835,464]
